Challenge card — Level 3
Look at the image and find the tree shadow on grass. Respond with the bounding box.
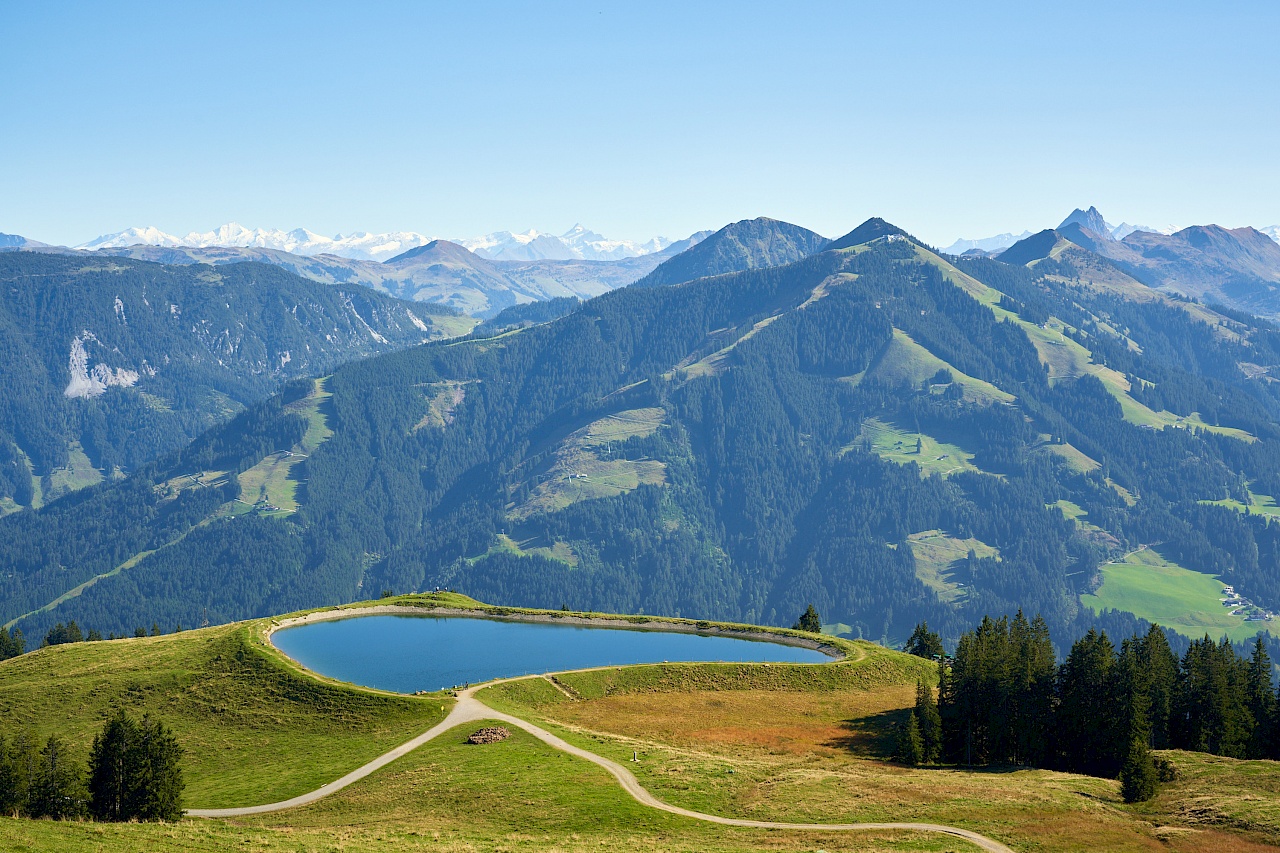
[824,707,909,758]
[825,707,1031,775]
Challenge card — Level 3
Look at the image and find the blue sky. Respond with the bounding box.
[2,1,1277,247]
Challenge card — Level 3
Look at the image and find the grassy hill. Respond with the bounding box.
[0,595,1277,851]
[0,615,449,809]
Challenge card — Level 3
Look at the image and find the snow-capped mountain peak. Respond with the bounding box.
[75,222,675,263]
[942,231,1033,255]
[79,226,185,250]
[1111,222,1178,240]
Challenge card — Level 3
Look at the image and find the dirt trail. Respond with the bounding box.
[189,670,1015,852]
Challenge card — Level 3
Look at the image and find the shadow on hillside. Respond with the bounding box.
[825,709,1031,775]
[825,707,908,758]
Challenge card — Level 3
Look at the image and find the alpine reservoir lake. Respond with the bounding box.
[271,614,834,693]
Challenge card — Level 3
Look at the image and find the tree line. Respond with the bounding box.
[0,711,183,821]
[900,616,1279,802]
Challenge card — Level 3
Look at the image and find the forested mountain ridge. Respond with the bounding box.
[632,217,828,288]
[0,252,467,515]
[6,222,1280,657]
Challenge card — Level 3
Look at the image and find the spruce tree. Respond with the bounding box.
[0,627,23,661]
[132,715,184,821]
[1057,629,1121,776]
[87,711,184,822]
[1137,624,1177,749]
[915,679,943,763]
[898,711,924,766]
[88,710,141,821]
[27,735,83,819]
[1009,611,1055,766]
[0,736,19,816]
[1273,679,1280,760]
[1119,737,1159,803]
[1245,638,1276,759]
[1117,635,1153,755]
[5,732,37,816]
[905,622,944,660]
[792,604,821,634]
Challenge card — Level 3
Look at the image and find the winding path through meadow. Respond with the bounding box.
[189,675,1015,852]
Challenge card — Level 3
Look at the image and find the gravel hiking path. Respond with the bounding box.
[189,665,1015,852]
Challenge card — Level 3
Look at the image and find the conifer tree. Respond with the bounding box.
[898,711,924,766]
[1057,629,1122,776]
[905,622,944,660]
[0,736,19,816]
[0,627,23,661]
[1119,737,1159,803]
[88,711,140,821]
[27,735,83,819]
[1245,638,1275,759]
[792,604,821,634]
[1009,611,1055,766]
[1137,624,1178,749]
[4,732,37,816]
[915,679,943,763]
[87,711,184,822]
[1175,636,1253,757]
[133,715,184,821]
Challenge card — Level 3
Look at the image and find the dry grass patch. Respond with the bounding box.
[540,685,917,757]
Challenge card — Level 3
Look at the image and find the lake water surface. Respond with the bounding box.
[271,614,833,693]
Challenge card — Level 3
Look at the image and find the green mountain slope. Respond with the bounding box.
[0,252,468,513]
[632,217,828,288]
[7,223,1280,651]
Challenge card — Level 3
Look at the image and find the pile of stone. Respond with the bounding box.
[466,726,510,744]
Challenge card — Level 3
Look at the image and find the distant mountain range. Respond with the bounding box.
[998,209,1280,317]
[14,212,1280,653]
[458,224,672,261]
[9,210,1280,320]
[945,209,1186,256]
[74,223,673,263]
[0,233,48,250]
[943,231,1034,255]
[41,234,705,317]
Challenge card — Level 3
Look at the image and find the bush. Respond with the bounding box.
[1153,754,1179,783]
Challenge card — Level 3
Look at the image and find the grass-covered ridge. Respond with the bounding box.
[0,590,860,810]
[0,618,450,809]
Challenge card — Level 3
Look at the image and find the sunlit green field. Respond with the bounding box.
[1081,547,1272,642]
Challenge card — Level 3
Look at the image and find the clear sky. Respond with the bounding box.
[3,0,1277,247]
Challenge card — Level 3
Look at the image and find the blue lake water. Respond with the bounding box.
[271,614,833,693]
